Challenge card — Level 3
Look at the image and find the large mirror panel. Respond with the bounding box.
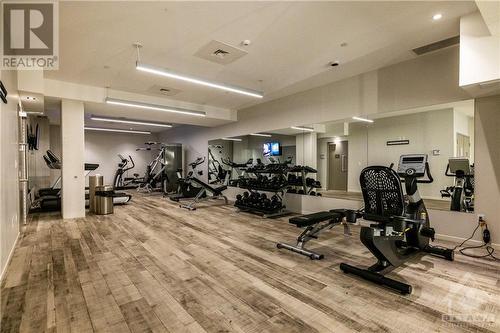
[210,99,475,213]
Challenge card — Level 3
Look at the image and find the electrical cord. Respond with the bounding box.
[453,222,498,261]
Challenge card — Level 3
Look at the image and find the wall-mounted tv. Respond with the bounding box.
[263,142,282,157]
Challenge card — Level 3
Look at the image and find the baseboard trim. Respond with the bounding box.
[0,231,21,284]
[435,233,500,249]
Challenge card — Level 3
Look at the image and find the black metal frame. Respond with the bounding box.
[340,165,454,295]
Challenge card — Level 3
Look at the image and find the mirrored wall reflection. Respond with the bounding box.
[211,99,475,213]
[314,100,475,213]
[208,133,297,186]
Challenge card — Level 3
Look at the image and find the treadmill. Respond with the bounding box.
[32,150,131,212]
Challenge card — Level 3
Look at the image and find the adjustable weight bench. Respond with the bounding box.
[277,209,358,260]
[179,178,228,210]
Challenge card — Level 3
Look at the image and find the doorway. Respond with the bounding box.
[328,141,348,191]
[456,133,470,158]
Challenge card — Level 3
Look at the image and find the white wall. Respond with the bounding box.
[460,12,500,87]
[453,109,475,160]
[475,95,500,244]
[0,70,20,279]
[296,132,317,169]
[49,126,157,187]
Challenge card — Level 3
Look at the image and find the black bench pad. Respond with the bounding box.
[289,211,343,228]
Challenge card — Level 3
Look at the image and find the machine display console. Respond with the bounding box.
[397,154,427,177]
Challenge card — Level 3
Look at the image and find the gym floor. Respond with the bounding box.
[1,194,498,333]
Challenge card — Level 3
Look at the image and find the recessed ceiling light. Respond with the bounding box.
[433,13,442,21]
[90,115,173,128]
[84,127,151,135]
[340,42,348,47]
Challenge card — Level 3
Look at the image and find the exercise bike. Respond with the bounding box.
[440,158,474,212]
[112,154,143,189]
[340,154,454,295]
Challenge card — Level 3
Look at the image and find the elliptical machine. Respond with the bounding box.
[113,154,142,189]
[340,154,454,295]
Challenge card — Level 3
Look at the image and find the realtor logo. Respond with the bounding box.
[1,1,58,69]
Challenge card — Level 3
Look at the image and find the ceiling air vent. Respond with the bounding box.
[194,40,247,65]
[412,35,460,56]
[147,85,181,97]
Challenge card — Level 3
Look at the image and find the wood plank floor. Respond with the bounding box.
[1,193,499,333]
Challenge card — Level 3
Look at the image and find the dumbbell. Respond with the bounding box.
[298,189,305,195]
[235,194,243,205]
[310,191,316,196]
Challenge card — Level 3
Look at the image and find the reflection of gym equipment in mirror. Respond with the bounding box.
[170,156,228,210]
[340,154,454,294]
[208,145,229,185]
[221,157,253,185]
[327,141,348,191]
[135,142,171,193]
[440,158,474,212]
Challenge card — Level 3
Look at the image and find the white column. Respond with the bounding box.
[296,132,318,169]
[61,100,85,218]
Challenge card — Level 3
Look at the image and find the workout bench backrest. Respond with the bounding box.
[359,166,405,223]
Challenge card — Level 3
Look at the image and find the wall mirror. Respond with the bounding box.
[209,99,475,213]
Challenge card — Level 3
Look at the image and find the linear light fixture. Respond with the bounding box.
[90,115,172,128]
[352,116,374,123]
[105,97,206,117]
[222,137,243,142]
[250,133,272,137]
[84,127,151,135]
[291,126,314,132]
[136,62,263,99]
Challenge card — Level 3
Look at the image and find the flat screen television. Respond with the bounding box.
[263,142,282,156]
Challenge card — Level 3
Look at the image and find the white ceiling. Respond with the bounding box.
[45,1,477,128]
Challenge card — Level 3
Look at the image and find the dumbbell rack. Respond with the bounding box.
[235,168,291,218]
[287,166,320,195]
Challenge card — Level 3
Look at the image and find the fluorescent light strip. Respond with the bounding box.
[250,133,272,137]
[352,116,374,123]
[136,62,263,99]
[291,126,314,132]
[105,97,206,117]
[222,137,242,142]
[91,116,172,128]
[84,127,151,135]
